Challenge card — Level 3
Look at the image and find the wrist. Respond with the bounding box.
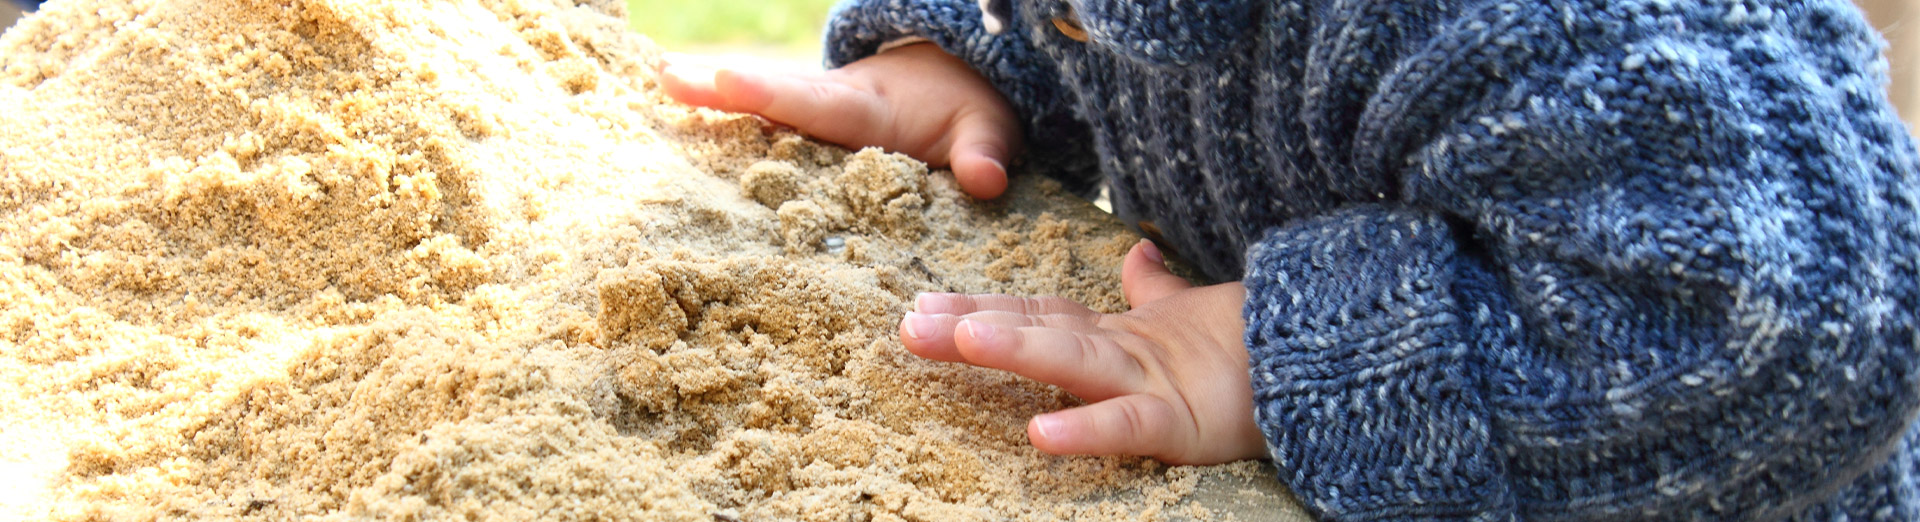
[875,36,934,55]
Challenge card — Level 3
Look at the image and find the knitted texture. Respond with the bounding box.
[827,0,1920,520]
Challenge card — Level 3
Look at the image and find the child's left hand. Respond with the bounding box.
[899,241,1268,465]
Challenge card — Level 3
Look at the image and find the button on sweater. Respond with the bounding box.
[825,0,1920,519]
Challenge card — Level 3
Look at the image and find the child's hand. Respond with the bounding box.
[659,43,1020,200]
[899,241,1268,465]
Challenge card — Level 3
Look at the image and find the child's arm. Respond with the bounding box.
[1228,1,1920,519]
[904,0,1920,520]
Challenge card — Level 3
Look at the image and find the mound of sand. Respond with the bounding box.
[0,0,1294,520]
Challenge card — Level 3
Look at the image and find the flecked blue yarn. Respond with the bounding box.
[825,0,1920,519]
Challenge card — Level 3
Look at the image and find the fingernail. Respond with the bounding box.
[963,320,998,343]
[659,61,700,79]
[1140,239,1165,265]
[902,312,932,340]
[1032,414,1060,440]
[915,292,953,314]
[714,67,766,88]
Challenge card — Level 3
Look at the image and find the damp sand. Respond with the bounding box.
[0,0,1289,520]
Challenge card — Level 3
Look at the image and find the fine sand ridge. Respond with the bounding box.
[0,0,1281,519]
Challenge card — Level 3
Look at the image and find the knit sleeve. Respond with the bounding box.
[822,0,1100,193]
[1243,0,1920,519]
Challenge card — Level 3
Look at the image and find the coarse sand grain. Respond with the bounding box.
[0,0,1300,520]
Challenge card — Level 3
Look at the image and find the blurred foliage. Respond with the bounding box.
[625,0,838,50]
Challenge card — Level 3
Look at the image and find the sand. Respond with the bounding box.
[0,0,1282,520]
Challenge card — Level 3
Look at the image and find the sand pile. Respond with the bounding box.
[0,0,1274,519]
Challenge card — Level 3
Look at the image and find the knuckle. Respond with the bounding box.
[1115,399,1155,440]
[986,311,1040,329]
[805,81,842,106]
[1021,296,1047,315]
[1037,313,1083,330]
[1073,332,1103,365]
[956,293,990,314]
[1096,313,1148,335]
[1035,296,1083,316]
[1116,398,1181,460]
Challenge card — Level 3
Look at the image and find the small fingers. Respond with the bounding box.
[658,55,885,147]
[899,311,1099,363]
[657,57,728,109]
[953,319,1143,400]
[714,69,884,145]
[898,311,964,362]
[1028,394,1186,462]
[914,293,1099,319]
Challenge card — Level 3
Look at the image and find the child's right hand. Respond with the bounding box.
[898,241,1268,465]
[659,43,1021,200]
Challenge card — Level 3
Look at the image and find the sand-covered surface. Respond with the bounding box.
[0,0,1287,520]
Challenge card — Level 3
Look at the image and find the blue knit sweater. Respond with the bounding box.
[824,0,1920,519]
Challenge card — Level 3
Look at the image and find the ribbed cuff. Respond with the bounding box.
[1242,207,1513,520]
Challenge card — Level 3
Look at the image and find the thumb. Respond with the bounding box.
[1122,240,1190,308]
[943,110,1015,200]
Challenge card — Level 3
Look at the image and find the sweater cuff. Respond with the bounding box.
[822,0,1099,192]
[1242,207,1513,520]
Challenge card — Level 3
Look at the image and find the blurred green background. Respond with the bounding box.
[625,0,836,55]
